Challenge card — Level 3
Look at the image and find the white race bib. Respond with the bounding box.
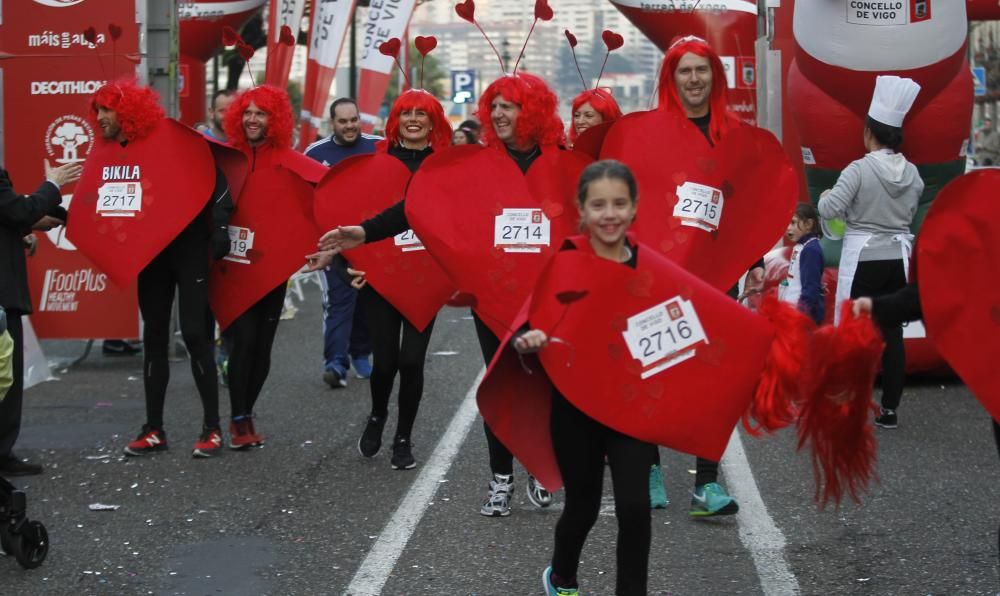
[622,297,709,379]
[393,229,425,252]
[493,208,550,253]
[224,226,254,264]
[674,182,724,232]
[96,181,143,217]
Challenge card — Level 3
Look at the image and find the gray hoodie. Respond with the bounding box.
[818,149,923,261]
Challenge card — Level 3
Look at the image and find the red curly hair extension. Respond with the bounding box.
[477,73,565,148]
[568,88,622,144]
[383,90,453,149]
[223,85,294,150]
[90,80,164,142]
[657,37,734,144]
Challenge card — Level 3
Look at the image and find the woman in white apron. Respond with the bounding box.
[818,76,923,430]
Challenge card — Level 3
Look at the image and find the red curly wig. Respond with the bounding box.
[223,85,294,150]
[477,73,565,148]
[568,88,623,144]
[90,80,164,142]
[657,36,734,144]
[383,90,453,149]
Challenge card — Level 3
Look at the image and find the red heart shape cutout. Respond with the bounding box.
[918,170,1000,423]
[314,152,454,332]
[67,120,215,287]
[600,109,797,292]
[221,25,240,47]
[564,29,578,48]
[378,37,401,57]
[83,26,97,45]
[454,0,475,23]
[108,23,123,41]
[478,243,774,490]
[406,145,591,338]
[602,30,624,52]
[210,165,320,330]
[534,0,554,21]
[279,24,295,46]
[203,136,250,202]
[414,36,437,56]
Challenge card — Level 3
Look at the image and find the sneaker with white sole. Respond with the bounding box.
[390,436,416,470]
[192,427,223,458]
[123,425,168,456]
[480,473,513,517]
[874,408,897,429]
[542,566,580,595]
[526,474,553,508]
[690,482,739,517]
[358,415,386,457]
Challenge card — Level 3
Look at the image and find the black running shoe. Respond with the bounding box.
[874,408,898,429]
[358,415,386,457]
[390,437,416,470]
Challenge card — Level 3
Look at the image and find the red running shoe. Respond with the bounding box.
[192,427,223,458]
[247,417,265,446]
[123,426,168,456]
[228,419,256,450]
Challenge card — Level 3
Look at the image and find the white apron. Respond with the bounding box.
[834,231,913,325]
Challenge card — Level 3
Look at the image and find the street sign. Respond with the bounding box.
[973,66,987,97]
[451,70,475,104]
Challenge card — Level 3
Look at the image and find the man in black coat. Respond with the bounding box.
[0,161,80,475]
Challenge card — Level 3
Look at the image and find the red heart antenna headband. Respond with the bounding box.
[377,35,439,91]
[564,28,625,92]
[83,24,128,103]
[221,25,273,88]
[455,0,554,75]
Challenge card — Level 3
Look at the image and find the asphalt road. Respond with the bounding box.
[1,284,998,595]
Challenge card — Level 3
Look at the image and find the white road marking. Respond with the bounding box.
[722,430,801,595]
[344,368,486,596]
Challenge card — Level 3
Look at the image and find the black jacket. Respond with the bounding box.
[0,168,63,313]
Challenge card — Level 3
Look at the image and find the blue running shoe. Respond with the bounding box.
[690,482,739,517]
[352,356,373,379]
[649,464,669,509]
[542,566,580,596]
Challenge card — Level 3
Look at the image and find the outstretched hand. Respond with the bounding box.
[304,250,334,272]
[318,225,366,253]
[45,160,82,188]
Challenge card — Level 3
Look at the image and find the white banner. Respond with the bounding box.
[308,0,356,69]
[358,0,417,74]
[269,0,307,43]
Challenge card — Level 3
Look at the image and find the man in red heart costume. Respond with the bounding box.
[212,84,326,450]
[70,81,233,460]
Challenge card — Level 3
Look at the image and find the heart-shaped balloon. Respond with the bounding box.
[564,29,578,48]
[534,0,554,21]
[602,29,624,51]
[918,170,1000,423]
[405,145,592,338]
[378,37,401,57]
[108,23,123,41]
[478,239,773,490]
[279,24,295,46]
[83,26,97,44]
[414,36,437,56]
[67,119,215,287]
[210,166,320,330]
[314,151,454,332]
[454,0,475,23]
[600,109,798,292]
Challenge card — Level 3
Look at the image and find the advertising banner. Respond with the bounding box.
[356,0,417,131]
[297,0,357,150]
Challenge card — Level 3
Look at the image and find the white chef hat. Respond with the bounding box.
[867,75,921,128]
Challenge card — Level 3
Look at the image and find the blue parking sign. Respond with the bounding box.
[973,66,986,97]
[451,70,475,104]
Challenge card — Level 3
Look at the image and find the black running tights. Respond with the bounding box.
[472,313,514,476]
[850,259,907,410]
[224,283,287,419]
[137,234,219,430]
[361,286,436,440]
[550,391,653,595]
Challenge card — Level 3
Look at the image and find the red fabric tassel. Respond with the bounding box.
[742,295,815,435]
[797,301,885,508]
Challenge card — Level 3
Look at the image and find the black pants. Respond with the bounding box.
[0,311,24,460]
[850,259,907,410]
[224,283,287,419]
[137,230,219,430]
[551,392,652,596]
[472,313,515,476]
[361,286,435,440]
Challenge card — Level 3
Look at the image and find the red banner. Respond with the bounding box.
[264,0,307,89]
[296,0,357,150]
[0,0,140,338]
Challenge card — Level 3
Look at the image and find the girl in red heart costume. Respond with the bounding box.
[213,84,326,449]
[70,80,234,459]
[313,88,454,471]
[568,89,622,149]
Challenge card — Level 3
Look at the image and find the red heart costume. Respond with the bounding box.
[600,108,798,293]
[67,119,216,287]
[313,149,454,332]
[404,144,592,339]
[478,236,788,491]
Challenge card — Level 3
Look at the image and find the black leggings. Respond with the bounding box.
[224,283,287,419]
[137,228,219,430]
[361,286,436,440]
[550,391,653,595]
[850,259,907,410]
[472,313,514,476]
